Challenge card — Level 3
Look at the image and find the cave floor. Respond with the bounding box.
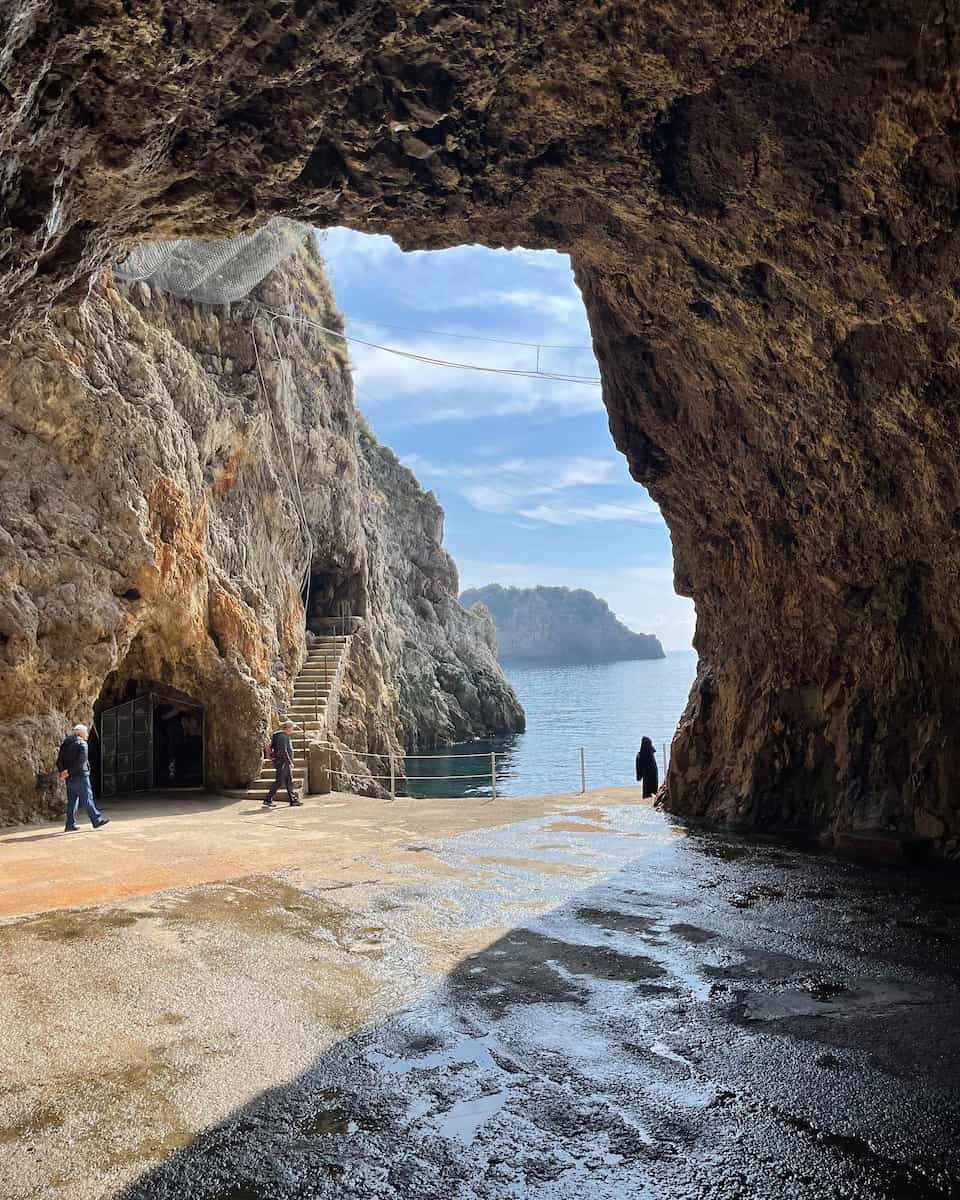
[1,792,958,1199]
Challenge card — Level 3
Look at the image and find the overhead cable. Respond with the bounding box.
[257,307,602,387]
[344,315,594,353]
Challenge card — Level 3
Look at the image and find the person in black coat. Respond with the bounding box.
[635,736,658,798]
[263,720,303,809]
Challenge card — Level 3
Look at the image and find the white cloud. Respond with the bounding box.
[442,287,584,324]
[457,560,697,651]
[316,228,404,279]
[319,226,600,421]
[347,334,602,422]
[405,455,614,486]
[516,501,662,526]
[404,453,643,523]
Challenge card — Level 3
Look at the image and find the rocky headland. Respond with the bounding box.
[461,584,665,665]
[0,233,522,823]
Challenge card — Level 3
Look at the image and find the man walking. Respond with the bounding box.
[57,723,109,832]
[263,720,303,809]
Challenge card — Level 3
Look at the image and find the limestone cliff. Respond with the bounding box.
[0,236,521,823]
[359,439,525,750]
[6,2,960,854]
[461,585,665,665]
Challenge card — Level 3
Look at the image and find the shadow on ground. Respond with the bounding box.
[115,821,960,1200]
[0,791,244,843]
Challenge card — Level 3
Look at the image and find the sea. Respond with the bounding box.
[403,650,699,799]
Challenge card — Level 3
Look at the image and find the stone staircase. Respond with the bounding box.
[227,634,350,803]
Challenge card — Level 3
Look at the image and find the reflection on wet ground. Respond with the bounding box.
[2,802,959,1199]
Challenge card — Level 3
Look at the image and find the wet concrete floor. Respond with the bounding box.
[1,794,959,1198]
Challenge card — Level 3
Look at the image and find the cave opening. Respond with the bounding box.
[91,673,205,799]
[305,564,366,634]
[322,228,697,792]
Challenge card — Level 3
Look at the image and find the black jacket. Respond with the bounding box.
[270,730,294,767]
[57,735,89,777]
[635,747,658,797]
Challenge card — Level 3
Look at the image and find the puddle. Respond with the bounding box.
[728,885,786,910]
[449,929,667,1015]
[649,1040,696,1070]
[368,1034,498,1075]
[734,979,923,1022]
[431,1089,510,1144]
[302,1108,352,1136]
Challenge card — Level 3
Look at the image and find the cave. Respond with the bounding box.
[306,565,365,634]
[92,677,205,798]
[5,1,960,852]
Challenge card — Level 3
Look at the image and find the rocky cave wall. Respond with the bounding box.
[4,1,960,851]
[0,237,522,822]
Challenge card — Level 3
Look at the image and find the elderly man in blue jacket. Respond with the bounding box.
[57,723,109,832]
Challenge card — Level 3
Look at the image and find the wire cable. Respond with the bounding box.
[344,315,594,353]
[257,307,602,387]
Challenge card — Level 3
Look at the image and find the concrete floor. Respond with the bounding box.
[1,790,958,1199]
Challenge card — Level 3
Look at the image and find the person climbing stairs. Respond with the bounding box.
[225,634,350,803]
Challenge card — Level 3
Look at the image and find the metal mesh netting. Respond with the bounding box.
[114,217,311,303]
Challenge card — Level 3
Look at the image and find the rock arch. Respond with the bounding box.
[4,1,960,850]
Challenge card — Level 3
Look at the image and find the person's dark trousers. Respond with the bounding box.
[65,774,103,829]
[265,763,298,804]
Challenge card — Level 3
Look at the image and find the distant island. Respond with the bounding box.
[460,584,665,665]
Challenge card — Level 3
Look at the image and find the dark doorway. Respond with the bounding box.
[306,565,364,633]
[97,688,205,798]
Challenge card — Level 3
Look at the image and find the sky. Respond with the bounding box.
[319,228,696,650]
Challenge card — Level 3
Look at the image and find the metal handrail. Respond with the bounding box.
[317,738,673,801]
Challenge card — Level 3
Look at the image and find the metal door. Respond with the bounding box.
[100,696,154,796]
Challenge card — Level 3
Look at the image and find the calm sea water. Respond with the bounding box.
[404,651,699,799]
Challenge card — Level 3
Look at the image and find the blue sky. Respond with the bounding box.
[320,228,696,650]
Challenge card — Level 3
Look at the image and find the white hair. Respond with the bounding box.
[73,723,88,735]
[282,720,295,729]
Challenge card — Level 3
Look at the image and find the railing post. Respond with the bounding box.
[389,750,396,798]
[314,680,319,727]
[580,746,586,794]
[490,752,497,800]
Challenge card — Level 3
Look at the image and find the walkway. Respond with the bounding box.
[1,791,958,1199]
[0,786,637,919]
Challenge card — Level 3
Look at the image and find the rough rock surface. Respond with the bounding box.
[360,439,525,750]
[4,2,960,851]
[0,238,521,822]
[461,584,664,665]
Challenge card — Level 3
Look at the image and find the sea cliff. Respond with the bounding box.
[0,234,522,822]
